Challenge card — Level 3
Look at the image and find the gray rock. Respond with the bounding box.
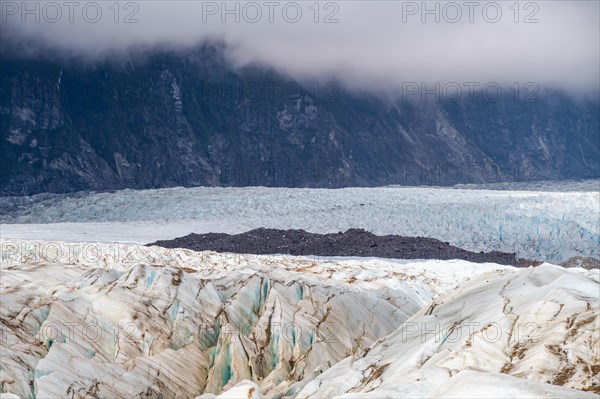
[1,45,598,195]
[560,256,600,270]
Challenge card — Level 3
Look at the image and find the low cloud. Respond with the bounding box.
[1,1,598,94]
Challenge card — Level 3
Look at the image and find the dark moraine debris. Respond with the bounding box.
[560,256,600,270]
[148,228,540,267]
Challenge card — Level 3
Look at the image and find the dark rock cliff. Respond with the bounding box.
[1,45,598,195]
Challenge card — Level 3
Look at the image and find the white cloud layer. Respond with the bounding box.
[1,0,599,93]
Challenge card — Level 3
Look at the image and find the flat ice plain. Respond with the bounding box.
[1,180,599,262]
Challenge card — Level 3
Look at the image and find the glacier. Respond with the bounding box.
[1,240,598,398]
[1,181,599,263]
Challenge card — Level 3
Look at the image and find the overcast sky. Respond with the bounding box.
[1,1,598,93]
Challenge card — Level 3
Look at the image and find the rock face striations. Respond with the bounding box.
[2,45,599,195]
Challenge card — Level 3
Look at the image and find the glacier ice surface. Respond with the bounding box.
[1,240,598,398]
[2,181,599,263]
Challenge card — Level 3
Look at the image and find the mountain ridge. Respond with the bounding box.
[2,44,599,195]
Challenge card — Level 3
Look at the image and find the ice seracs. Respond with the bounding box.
[296,263,600,398]
[1,240,598,398]
[1,241,428,398]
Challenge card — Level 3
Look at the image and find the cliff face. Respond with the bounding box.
[1,46,598,195]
